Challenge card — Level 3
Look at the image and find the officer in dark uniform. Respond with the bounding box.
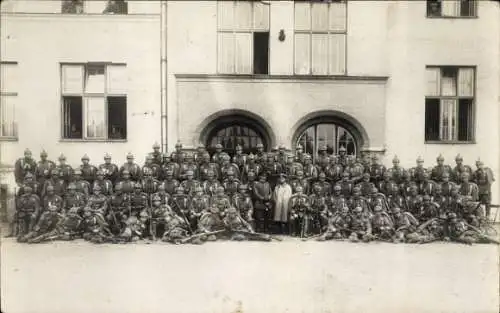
[55,154,73,183]
[120,153,142,182]
[171,141,186,164]
[15,186,41,240]
[201,169,221,196]
[99,153,119,183]
[142,155,162,180]
[150,142,163,166]
[35,150,56,186]
[42,185,63,213]
[93,170,113,196]
[80,154,97,186]
[253,175,272,232]
[14,149,37,186]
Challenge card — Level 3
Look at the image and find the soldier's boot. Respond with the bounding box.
[280,222,287,235]
[191,237,204,245]
[206,234,217,241]
[348,233,359,242]
[150,223,157,241]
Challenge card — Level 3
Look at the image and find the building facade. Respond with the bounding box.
[1,0,499,207]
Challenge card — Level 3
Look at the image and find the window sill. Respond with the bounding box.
[425,140,476,145]
[426,15,478,19]
[0,137,18,142]
[59,138,127,143]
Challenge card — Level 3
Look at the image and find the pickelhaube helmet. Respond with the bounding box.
[133,183,142,189]
[279,144,286,150]
[215,143,223,149]
[256,143,264,149]
[437,154,444,161]
[353,206,363,213]
[126,152,134,159]
[455,154,463,161]
[248,153,255,160]
[235,144,242,150]
[104,153,112,160]
[58,153,66,161]
[175,141,183,148]
[152,194,161,201]
[392,155,400,163]
[40,150,48,157]
[81,154,90,161]
[153,142,160,149]
[416,156,424,163]
[373,205,382,212]
[339,146,347,152]
[475,158,483,166]
[67,183,76,190]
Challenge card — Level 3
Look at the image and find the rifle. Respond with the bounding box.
[180,229,226,244]
[172,198,193,234]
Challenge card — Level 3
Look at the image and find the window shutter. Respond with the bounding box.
[234,32,253,74]
[328,34,346,75]
[294,33,311,75]
[458,68,474,97]
[62,64,84,94]
[217,32,235,74]
[253,1,270,31]
[329,1,347,32]
[217,0,234,31]
[311,34,329,75]
[311,3,329,31]
[426,68,440,96]
[85,97,106,139]
[106,64,127,95]
[294,2,311,31]
[234,1,252,31]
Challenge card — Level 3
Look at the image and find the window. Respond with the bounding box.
[425,66,475,142]
[61,0,85,14]
[0,62,18,139]
[217,1,270,74]
[294,0,347,75]
[103,0,128,14]
[208,124,266,157]
[61,63,127,140]
[426,0,477,18]
[296,124,356,161]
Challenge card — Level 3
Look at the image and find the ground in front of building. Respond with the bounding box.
[1,237,498,313]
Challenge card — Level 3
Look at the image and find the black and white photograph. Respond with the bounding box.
[0,0,499,312]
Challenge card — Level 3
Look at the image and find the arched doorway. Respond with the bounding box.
[198,110,275,158]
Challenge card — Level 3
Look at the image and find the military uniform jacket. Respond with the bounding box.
[367,194,389,212]
[357,181,374,197]
[141,178,160,195]
[330,213,352,230]
[198,211,223,232]
[73,179,90,196]
[211,152,229,164]
[120,163,142,181]
[369,164,386,182]
[93,179,114,196]
[431,165,452,182]
[387,195,408,211]
[34,211,62,234]
[43,194,63,211]
[253,181,272,202]
[151,191,170,206]
[18,181,41,197]
[348,196,370,214]
[80,164,98,183]
[199,163,220,181]
[130,192,148,211]
[459,182,479,201]
[109,193,128,212]
[242,163,262,182]
[162,179,180,196]
[63,192,87,210]
[303,164,318,182]
[440,181,457,197]
[405,195,423,216]
[370,214,393,231]
[349,216,371,232]
[162,162,181,180]
[209,195,232,212]
[116,179,135,194]
[339,180,354,197]
[42,179,66,197]
[255,152,267,165]
[388,166,405,184]
[142,164,162,180]
[180,179,201,195]
[170,151,186,164]
[98,163,119,183]
[329,196,348,213]
[288,194,311,215]
[56,164,73,182]
[17,194,41,214]
[452,165,473,183]
[473,168,495,194]
[179,163,199,180]
[222,179,240,196]
[171,194,191,214]
[232,153,248,170]
[190,195,210,214]
[88,194,108,214]
[410,166,426,183]
[309,194,328,213]
[313,181,331,196]
[419,202,440,220]
[418,180,438,196]
[201,179,221,197]
[325,163,343,183]
[35,160,56,184]
[232,193,253,215]
[290,178,310,195]
[220,163,241,181]
[150,152,163,166]
[14,157,37,185]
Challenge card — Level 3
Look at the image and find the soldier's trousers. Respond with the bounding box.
[17,213,36,238]
[479,193,491,218]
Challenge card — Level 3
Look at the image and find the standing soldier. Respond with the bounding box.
[273,173,293,234]
[194,144,207,166]
[284,154,298,178]
[253,174,273,233]
[432,154,451,182]
[289,170,310,195]
[410,156,426,183]
[199,152,220,181]
[41,169,65,198]
[14,149,37,186]
[93,170,113,196]
[302,154,318,187]
[295,144,306,164]
[201,169,221,197]
[219,155,240,181]
[316,146,330,173]
[232,144,248,171]
[473,159,495,220]
[162,155,180,180]
[71,169,90,197]
[15,186,41,240]
[452,154,473,184]
[180,170,201,196]
[418,171,438,196]
[179,153,199,180]
[388,155,405,184]
[107,184,128,234]
[35,150,56,186]
[440,172,457,197]
[189,186,210,230]
[232,184,255,229]
[337,146,348,167]
[80,154,97,186]
[339,171,354,198]
[62,183,87,214]
[222,169,240,198]
[275,144,288,167]
[356,173,374,197]
[369,155,386,185]
[459,172,479,201]
[141,167,160,199]
[150,142,163,166]
[288,185,312,237]
[120,153,142,182]
[42,185,63,213]
[99,153,119,183]
[171,141,186,164]
[255,143,267,165]
[142,155,162,180]
[345,156,364,184]
[148,195,174,240]
[211,143,227,164]
[55,154,73,183]
[242,153,261,183]
[312,172,331,196]
[325,156,343,185]
[309,184,329,231]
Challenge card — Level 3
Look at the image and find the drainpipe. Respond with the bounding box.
[160,0,168,153]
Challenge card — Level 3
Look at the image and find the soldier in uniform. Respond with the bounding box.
[87,185,108,217]
[141,167,160,199]
[369,155,386,184]
[222,207,272,242]
[20,204,63,243]
[387,183,408,212]
[348,206,373,242]
[459,172,479,201]
[290,170,310,195]
[93,170,113,196]
[294,144,305,164]
[348,186,370,215]
[15,186,41,240]
[194,206,224,242]
[42,185,63,213]
[388,155,405,184]
[284,154,298,178]
[399,170,415,197]
[17,172,41,197]
[35,150,56,186]
[308,184,329,232]
[162,155,181,180]
[194,144,207,166]
[440,172,457,197]
[179,153,199,181]
[116,170,135,195]
[356,173,374,197]
[98,153,119,183]
[444,213,494,245]
[81,205,114,244]
[312,172,331,196]
[55,154,73,183]
[273,173,293,234]
[232,144,248,171]
[317,205,352,241]
[27,207,83,243]
[170,186,192,227]
[232,184,254,229]
[339,171,354,198]
[391,207,419,243]
[120,153,142,182]
[273,144,286,167]
[431,184,447,214]
[451,154,472,184]
[242,153,261,183]
[222,169,240,198]
[292,155,304,176]
[209,186,232,216]
[316,146,331,173]
[246,171,257,195]
[199,152,220,181]
[431,154,451,182]
[161,210,190,244]
[71,169,90,196]
[406,185,423,217]
[473,159,495,220]
[117,215,146,243]
[201,169,221,197]
[148,194,174,240]
[152,184,171,206]
[14,148,37,186]
[162,170,180,196]
[219,154,240,181]
[406,217,445,244]
[337,146,348,167]
[80,154,97,186]
[302,154,318,186]
[329,184,349,214]
[180,170,200,196]
[129,183,148,218]
[253,174,273,233]
[370,205,394,241]
[288,185,312,237]
[41,169,66,198]
[418,170,438,196]
[325,156,343,185]
[418,195,440,221]
[189,186,210,230]
[62,183,87,214]
[410,156,426,183]
[107,184,129,234]
[170,141,186,164]
[142,155,162,180]
[255,143,267,165]
[150,142,163,166]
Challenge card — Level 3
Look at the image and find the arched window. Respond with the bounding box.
[207,124,266,156]
[296,123,356,160]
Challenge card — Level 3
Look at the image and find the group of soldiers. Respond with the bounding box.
[9,141,498,245]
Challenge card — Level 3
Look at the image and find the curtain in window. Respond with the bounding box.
[0,96,16,137]
[312,34,329,75]
[86,97,106,139]
[234,32,252,74]
[311,3,329,32]
[253,1,270,31]
[329,1,347,32]
[440,73,457,96]
[458,68,474,97]
[328,34,346,75]
[440,99,457,141]
[62,64,83,94]
[234,1,252,30]
[85,66,105,93]
[426,68,440,96]
[294,2,311,31]
[294,34,311,75]
[106,64,127,94]
[441,0,460,16]
[217,32,235,74]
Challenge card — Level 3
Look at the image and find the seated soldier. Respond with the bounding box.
[222,207,271,242]
[20,204,62,243]
[232,184,254,229]
[348,206,373,243]
[27,207,83,243]
[444,212,498,245]
[288,186,312,237]
[147,195,174,241]
[161,210,191,244]
[370,205,394,241]
[391,207,419,243]
[316,206,352,241]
